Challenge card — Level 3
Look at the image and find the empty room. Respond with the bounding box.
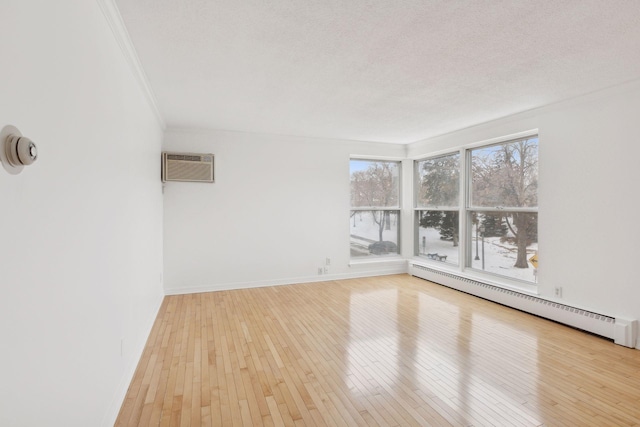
[2,0,640,426]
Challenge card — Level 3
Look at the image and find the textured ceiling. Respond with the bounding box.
[115,0,640,143]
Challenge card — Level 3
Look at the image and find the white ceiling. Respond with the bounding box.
[115,0,640,144]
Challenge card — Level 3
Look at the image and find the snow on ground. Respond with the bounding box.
[350,212,399,257]
[418,227,537,283]
[351,212,537,283]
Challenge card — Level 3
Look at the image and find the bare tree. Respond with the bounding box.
[472,139,538,268]
[351,162,398,242]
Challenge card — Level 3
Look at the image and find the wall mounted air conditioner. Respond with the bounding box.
[161,152,214,183]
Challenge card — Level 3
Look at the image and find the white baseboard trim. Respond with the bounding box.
[101,292,165,427]
[164,265,408,295]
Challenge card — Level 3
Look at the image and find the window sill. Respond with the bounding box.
[349,257,407,267]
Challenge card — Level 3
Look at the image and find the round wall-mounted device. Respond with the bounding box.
[0,125,38,175]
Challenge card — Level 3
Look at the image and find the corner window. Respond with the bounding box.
[414,135,539,284]
[350,159,400,258]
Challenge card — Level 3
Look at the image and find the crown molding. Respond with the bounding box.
[95,0,166,130]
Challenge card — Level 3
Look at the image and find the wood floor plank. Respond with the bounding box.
[116,274,640,426]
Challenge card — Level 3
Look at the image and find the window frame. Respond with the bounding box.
[413,131,539,291]
[413,152,461,266]
[349,158,402,260]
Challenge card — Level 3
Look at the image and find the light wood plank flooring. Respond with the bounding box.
[116,274,640,426]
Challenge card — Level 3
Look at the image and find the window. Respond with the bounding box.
[468,137,538,282]
[415,153,460,265]
[414,135,539,284]
[350,159,400,258]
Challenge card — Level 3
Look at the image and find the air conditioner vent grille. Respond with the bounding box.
[167,154,203,162]
[162,151,214,183]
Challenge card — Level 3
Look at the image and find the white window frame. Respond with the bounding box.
[413,152,461,266]
[412,130,539,292]
[349,158,402,260]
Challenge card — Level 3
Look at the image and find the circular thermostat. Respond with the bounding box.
[0,125,38,174]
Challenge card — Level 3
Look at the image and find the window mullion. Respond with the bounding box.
[467,206,538,213]
[459,147,468,272]
[351,207,400,211]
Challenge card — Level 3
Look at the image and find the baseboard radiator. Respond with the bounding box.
[409,263,638,349]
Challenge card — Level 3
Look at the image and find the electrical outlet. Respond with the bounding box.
[318,268,323,275]
[554,287,562,298]
[326,257,331,266]
[324,266,329,274]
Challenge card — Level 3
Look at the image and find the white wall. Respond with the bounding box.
[0,1,164,426]
[164,80,640,343]
[163,129,406,294]
[408,80,640,330]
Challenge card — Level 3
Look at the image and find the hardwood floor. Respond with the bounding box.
[116,274,640,426]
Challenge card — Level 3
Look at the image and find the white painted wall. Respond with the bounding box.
[163,129,406,294]
[0,1,164,426]
[164,80,640,346]
[408,80,640,332]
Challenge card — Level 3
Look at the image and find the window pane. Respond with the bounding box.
[350,210,399,257]
[416,210,459,265]
[350,160,399,208]
[469,212,538,283]
[416,153,459,208]
[470,137,538,208]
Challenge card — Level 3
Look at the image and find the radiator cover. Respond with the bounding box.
[409,263,637,348]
